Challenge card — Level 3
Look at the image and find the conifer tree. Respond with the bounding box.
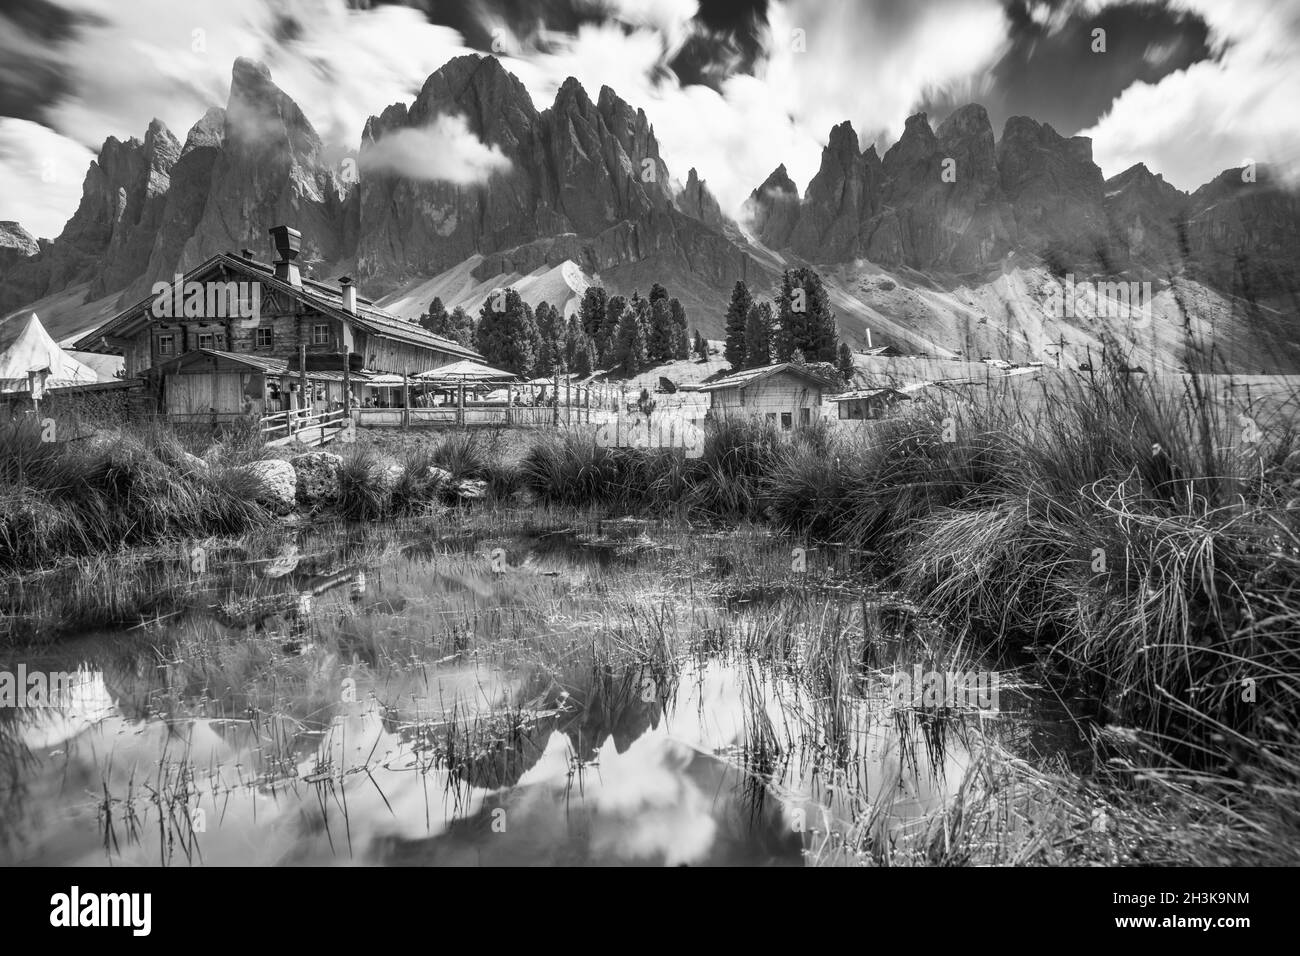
[475,287,539,375]
[743,300,773,368]
[724,280,753,370]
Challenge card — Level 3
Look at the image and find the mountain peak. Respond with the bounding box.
[0,221,38,257]
[902,112,932,134]
[419,53,505,94]
[755,164,797,195]
[677,167,724,229]
[230,56,273,95]
[936,104,992,142]
[183,107,226,154]
[597,84,627,109]
[1107,162,1186,197]
[828,121,859,152]
[557,75,592,104]
[225,56,323,159]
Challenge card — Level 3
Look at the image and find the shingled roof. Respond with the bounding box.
[698,362,842,392]
[73,252,483,362]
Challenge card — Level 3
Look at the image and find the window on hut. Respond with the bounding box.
[158,334,174,355]
[197,332,214,349]
[781,412,792,430]
[312,324,330,346]
[255,328,273,349]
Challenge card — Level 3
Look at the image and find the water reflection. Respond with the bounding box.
[0,522,1020,867]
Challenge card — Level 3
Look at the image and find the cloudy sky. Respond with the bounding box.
[2,0,1298,240]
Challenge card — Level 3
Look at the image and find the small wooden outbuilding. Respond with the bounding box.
[829,387,912,421]
[699,362,841,429]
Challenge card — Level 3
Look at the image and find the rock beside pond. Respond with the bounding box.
[290,452,343,505]
[241,459,297,514]
[178,451,209,475]
[453,478,488,501]
[378,462,404,492]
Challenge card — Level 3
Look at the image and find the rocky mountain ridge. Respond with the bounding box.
[0,53,1296,371]
[747,105,1299,300]
[0,54,751,323]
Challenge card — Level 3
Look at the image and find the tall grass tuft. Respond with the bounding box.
[430,431,494,480]
[0,417,268,571]
[335,446,393,521]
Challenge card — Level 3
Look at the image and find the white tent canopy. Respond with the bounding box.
[414,359,518,383]
[0,313,99,393]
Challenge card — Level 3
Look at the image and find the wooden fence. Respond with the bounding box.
[260,407,349,444]
[357,380,631,430]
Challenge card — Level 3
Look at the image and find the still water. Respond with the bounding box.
[0,517,1072,866]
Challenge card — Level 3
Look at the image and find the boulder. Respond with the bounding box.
[178,451,209,474]
[241,458,296,514]
[453,477,488,501]
[427,466,454,488]
[290,451,343,504]
[377,461,404,492]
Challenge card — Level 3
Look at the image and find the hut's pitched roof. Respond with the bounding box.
[698,362,842,392]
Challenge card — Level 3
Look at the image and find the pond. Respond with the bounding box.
[0,512,1091,866]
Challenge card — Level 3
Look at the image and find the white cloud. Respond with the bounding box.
[1080,0,1300,189]
[43,0,474,152]
[0,118,96,239]
[4,0,479,230]
[15,0,1011,230]
[502,0,1010,220]
[359,114,512,183]
[50,0,478,147]
[15,0,1293,239]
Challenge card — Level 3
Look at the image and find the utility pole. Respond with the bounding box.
[298,344,308,430]
[341,347,350,425]
[402,367,410,430]
[553,365,560,427]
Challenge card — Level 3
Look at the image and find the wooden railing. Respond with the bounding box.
[259,407,349,442]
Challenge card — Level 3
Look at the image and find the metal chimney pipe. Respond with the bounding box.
[338,276,356,315]
[268,225,302,287]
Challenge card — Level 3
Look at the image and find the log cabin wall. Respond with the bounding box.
[355,331,459,376]
[124,298,343,371]
[708,374,824,426]
[116,262,466,378]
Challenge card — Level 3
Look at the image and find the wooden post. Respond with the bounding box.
[458,381,465,429]
[402,367,410,430]
[565,376,571,427]
[506,382,514,426]
[298,345,308,433]
[553,366,560,427]
[341,348,350,423]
